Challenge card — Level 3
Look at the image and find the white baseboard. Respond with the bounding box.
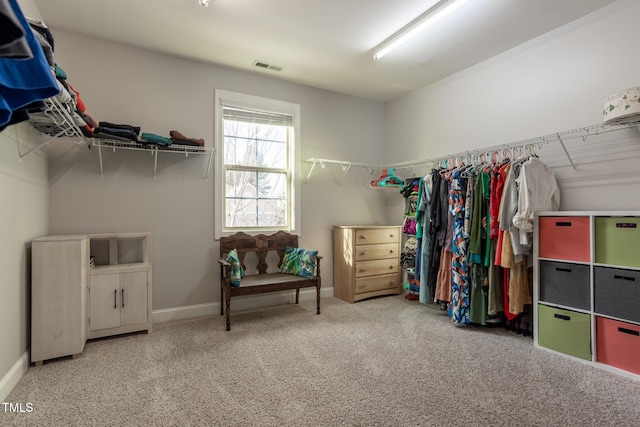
[0,351,30,402]
[153,286,333,323]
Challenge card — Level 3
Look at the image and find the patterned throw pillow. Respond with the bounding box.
[279,246,318,279]
[226,249,244,287]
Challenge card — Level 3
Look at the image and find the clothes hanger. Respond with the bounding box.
[375,167,404,187]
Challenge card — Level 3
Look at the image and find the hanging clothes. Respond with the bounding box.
[434,173,453,304]
[468,169,491,325]
[428,170,447,299]
[513,156,561,249]
[418,174,433,304]
[448,169,470,324]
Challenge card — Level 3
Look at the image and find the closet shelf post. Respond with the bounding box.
[97,141,104,176]
[556,133,577,171]
[304,158,318,184]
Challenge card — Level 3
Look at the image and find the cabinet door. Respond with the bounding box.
[120,271,148,326]
[90,274,121,331]
[31,238,87,363]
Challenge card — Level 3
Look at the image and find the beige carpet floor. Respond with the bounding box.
[4,296,640,426]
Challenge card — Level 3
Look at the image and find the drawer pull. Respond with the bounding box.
[614,275,636,282]
[555,267,572,273]
[616,222,637,228]
[618,327,640,336]
[554,313,571,321]
[555,221,572,227]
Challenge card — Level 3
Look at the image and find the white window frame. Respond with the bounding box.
[214,90,301,239]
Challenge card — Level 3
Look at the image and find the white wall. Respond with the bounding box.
[385,0,640,215]
[47,30,389,315]
[0,0,50,401]
[0,126,49,400]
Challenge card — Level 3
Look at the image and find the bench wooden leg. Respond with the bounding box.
[316,285,321,314]
[295,288,300,304]
[225,296,231,331]
[220,284,224,315]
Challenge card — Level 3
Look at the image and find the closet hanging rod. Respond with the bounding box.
[303,118,640,182]
[305,117,640,183]
[387,119,640,170]
[304,158,379,183]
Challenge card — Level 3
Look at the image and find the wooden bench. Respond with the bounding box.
[218,231,321,331]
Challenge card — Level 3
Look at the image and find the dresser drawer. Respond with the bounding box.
[539,261,590,310]
[355,273,399,295]
[539,216,590,262]
[355,243,398,261]
[595,217,640,268]
[594,266,640,323]
[355,228,399,245]
[355,259,399,278]
[596,316,640,375]
[538,305,591,360]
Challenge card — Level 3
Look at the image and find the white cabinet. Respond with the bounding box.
[31,232,152,364]
[90,271,148,332]
[88,233,152,339]
[31,235,89,365]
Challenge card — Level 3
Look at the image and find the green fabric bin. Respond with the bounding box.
[595,217,640,268]
[538,304,591,361]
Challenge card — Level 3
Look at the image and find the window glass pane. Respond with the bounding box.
[257,199,287,227]
[256,138,286,168]
[257,172,287,199]
[225,170,256,198]
[224,121,288,168]
[225,198,257,228]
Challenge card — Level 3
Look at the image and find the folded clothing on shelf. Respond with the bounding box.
[170,130,204,146]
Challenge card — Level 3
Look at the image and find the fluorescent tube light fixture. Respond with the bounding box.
[199,0,209,7]
[373,0,470,60]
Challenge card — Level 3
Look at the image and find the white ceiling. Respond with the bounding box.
[34,0,619,103]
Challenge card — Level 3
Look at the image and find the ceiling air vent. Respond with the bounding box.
[253,60,283,72]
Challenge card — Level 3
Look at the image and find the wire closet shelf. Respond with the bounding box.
[304,118,640,185]
[93,139,215,179]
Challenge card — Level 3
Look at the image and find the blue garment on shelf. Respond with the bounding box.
[140,132,172,146]
[0,0,59,128]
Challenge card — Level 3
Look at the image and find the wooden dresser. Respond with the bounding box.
[333,226,401,303]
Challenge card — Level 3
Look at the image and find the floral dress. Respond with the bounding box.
[448,170,470,324]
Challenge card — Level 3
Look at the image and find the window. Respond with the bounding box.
[214,90,300,238]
